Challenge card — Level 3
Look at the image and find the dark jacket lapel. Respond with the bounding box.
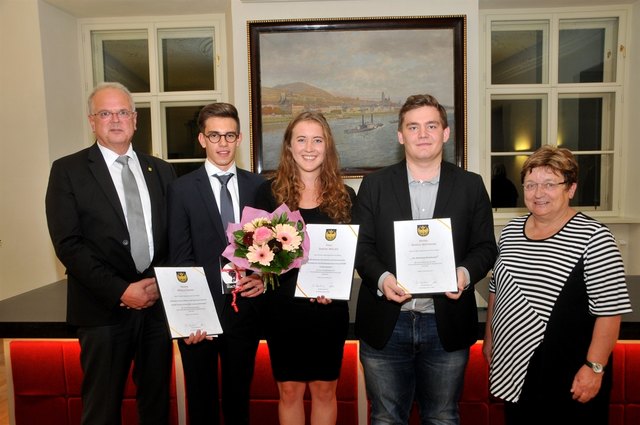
[237,169,254,211]
[433,161,456,217]
[389,160,413,220]
[194,166,227,241]
[87,143,127,227]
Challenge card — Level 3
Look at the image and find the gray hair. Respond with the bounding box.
[87,82,136,113]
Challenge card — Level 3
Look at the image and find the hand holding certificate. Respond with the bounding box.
[295,224,359,300]
[394,218,457,294]
[155,267,223,338]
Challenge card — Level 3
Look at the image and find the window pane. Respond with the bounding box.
[491,156,526,209]
[559,18,618,83]
[491,21,548,84]
[491,97,544,152]
[572,154,612,210]
[92,31,150,93]
[558,93,614,151]
[165,104,208,160]
[159,28,215,92]
[131,106,152,155]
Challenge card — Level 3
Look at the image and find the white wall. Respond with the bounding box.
[623,0,640,273]
[40,1,85,163]
[0,0,68,299]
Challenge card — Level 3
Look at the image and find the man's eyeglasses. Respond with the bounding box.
[522,181,567,192]
[91,110,135,121]
[204,132,238,144]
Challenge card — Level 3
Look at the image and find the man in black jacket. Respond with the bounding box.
[354,94,497,425]
[46,82,176,425]
[167,103,265,425]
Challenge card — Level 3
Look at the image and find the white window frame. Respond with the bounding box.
[79,15,227,163]
[481,7,629,220]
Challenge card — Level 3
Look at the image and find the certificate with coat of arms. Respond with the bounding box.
[393,218,458,294]
[295,224,360,300]
[154,267,223,338]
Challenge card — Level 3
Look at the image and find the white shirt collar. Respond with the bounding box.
[97,142,135,166]
[407,166,440,185]
[204,159,237,178]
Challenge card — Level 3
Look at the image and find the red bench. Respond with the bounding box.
[5,339,180,425]
[408,342,640,425]
[5,339,640,425]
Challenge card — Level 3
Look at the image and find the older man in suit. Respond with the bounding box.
[167,102,265,425]
[354,94,497,425]
[45,82,176,425]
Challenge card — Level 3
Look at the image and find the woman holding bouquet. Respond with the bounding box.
[255,111,356,425]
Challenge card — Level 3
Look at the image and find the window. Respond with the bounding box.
[81,16,227,175]
[482,10,627,215]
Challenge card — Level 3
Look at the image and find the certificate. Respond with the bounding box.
[394,218,457,294]
[155,267,223,338]
[295,224,360,300]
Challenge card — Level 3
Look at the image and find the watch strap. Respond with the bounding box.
[585,359,604,373]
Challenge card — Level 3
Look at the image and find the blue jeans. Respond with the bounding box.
[360,312,469,425]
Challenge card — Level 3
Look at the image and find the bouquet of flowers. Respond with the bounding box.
[222,203,309,290]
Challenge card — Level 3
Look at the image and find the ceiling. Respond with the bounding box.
[41,0,229,17]
[42,0,637,18]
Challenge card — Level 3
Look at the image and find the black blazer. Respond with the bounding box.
[354,160,497,351]
[45,143,177,326]
[167,165,265,329]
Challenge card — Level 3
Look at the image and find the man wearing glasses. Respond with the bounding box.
[45,82,176,424]
[167,103,266,425]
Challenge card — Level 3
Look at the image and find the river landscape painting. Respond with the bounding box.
[248,16,466,176]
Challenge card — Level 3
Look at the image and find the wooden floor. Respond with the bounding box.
[1,340,9,425]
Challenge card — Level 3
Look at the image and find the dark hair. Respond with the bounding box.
[197,103,240,133]
[398,94,448,131]
[520,145,578,186]
[271,111,352,223]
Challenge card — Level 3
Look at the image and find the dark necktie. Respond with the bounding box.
[214,173,235,229]
[116,155,150,272]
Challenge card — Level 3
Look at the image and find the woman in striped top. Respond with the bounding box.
[483,146,632,425]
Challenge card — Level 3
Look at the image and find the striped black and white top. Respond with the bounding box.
[488,212,632,402]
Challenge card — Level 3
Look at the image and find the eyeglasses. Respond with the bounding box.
[91,110,135,121]
[204,132,238,144]
[523,181,567,192]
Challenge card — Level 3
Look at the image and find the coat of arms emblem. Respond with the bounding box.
[325,228,337,241]
[416,224,430,237]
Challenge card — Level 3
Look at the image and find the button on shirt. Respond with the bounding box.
[404,170,439,313]
[99,144,154,260]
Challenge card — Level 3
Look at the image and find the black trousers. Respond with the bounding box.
[178,302,262,425]
[77,309,172,425]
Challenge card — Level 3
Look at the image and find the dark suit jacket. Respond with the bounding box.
[167,165,266,329]
[354,160,497,351]
[45,143,177,326]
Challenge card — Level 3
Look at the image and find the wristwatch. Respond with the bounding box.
[585,360,604,374]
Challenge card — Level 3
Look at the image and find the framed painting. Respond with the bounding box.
[248,16,467,177]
